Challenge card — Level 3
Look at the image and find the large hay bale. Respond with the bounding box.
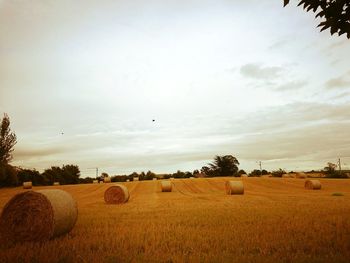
[153,178,157,181]
[296,172,306,179]
[53,182,60,186]
[161,181,172,192]
[133,177,139,181]
[0,189,78,243]
[23,181,32,189]
[282,174,290,178]
[99,181,104,184]
[104,185,129,204]
[241,174,248,178]
[93,180,98,184]
[225,181,244,195]
[104,177,111,183]
[305,179,321,190]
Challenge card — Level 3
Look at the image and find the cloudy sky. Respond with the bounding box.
[0,0,349,177]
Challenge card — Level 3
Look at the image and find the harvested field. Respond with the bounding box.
[0,177,350,263]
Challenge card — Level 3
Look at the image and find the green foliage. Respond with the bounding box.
[0,113,17,164]
[17,168,41,185]
[238,169,247,175]
[111,175,128,182]
[271,168,286,177]
[79,177,94,184]
[208,155,240,177]
[249,169,269,177]
[284,0,350,38]
[323,162,346,178]
[0,162,18,187]
[42,165,80,185]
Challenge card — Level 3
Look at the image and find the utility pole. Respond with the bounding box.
[338,158,342,174]
[87,167,99,178]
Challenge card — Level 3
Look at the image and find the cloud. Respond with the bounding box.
[325,71,350,89]
[240,63,283,80]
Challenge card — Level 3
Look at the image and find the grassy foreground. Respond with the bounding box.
[0,177,350,263]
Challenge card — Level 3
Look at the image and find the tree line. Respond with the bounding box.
[1,113,347,187]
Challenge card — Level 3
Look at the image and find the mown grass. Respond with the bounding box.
[0,178,350,263]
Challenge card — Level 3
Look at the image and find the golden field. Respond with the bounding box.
[1,177,350,263]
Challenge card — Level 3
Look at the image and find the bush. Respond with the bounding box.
[271,168,286,177]
[0,163,18,187]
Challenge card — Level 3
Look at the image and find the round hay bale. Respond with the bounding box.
[93,180,98,184]
[305,179,321,190]
[282,174,290,178]
[133,177,139,181]
[104,185,129,204]
[153,178,157,181]
[0,189,78,243]
[161,181,172,192]
[189,177,195,179]
[99,181,104,184]
[104,177,111,183]
[170,177,175,180]
[53,182,60,186]
[225,181,244,195]
[296,172,306,179]
[241,174,248,178]
[126,179,130,182]
[23,182,32,189]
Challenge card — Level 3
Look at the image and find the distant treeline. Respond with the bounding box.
[1,163,347,188]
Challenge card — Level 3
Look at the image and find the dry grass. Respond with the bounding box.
[1,177,350,263]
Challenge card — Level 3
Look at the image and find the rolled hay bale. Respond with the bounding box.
[296,172,306,179]
[225,181,244,195]
[0,189,78,243]
[23,181,32,189]
[305,179,322,190]
[190,177,195,179]
[282,174,290,178]
[153,178,157,181]
[170,177,175,180]
[104,185,129,204]
[241,174,248,178]
[53,182,60,186]
[126,179,130,182]
[104,177,111,183]
[133,177,139,181]
[161,181,172,192]
[93,180,98,184]
[99,181,104,184]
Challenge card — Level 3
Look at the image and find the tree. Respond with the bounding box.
[208,155,240,177]
[0,113,17,164]
[271,168,286,177]
[238,169,247,175]
[284,0,350,38]
[323,162,344,178]
[0,162,18,187]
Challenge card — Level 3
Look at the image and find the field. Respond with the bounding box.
[1,177,350,263]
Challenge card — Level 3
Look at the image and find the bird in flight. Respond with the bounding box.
[152,119,155,122]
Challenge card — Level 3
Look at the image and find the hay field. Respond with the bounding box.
[1,177,350,263]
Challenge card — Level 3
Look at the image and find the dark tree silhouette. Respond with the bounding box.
[209,155,240,177]
[0,113,17,164]
[284,0,350,38]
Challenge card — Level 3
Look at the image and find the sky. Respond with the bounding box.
[0,0,349,177]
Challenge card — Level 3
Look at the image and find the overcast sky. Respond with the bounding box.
[0,0,349,177]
